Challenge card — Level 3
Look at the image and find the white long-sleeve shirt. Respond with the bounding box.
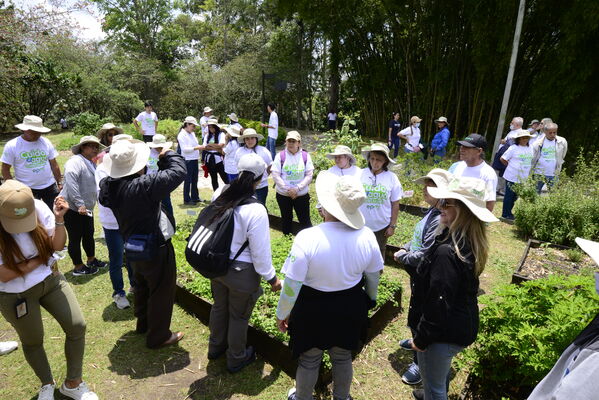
[177,128,200,160]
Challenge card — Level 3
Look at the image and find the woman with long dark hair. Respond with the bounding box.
[0,180,98,400]
[207,153,281,373]
[203,118,229,190]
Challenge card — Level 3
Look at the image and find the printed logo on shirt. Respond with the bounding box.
[147,156,158,171]
[517,152,533,167]
[410,218,426,251]
[286,253,296,263]
[19,149,48,173]
[363,183,389,208]
[541,146,556,162]
[283,163,305,181]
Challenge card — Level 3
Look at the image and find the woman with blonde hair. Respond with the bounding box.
[405,176,497,400]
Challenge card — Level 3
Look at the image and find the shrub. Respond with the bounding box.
[70,112,110,136]
[121,119,183,143]
[457,274,599,391]
[514,150,599,246]
[238,117,286,145]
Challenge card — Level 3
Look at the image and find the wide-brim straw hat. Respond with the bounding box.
[316,172,366,230]
[361,142,396,164]
[228,113,238,122]
[326,145,356,163]
[184,116,200,126]
[203,106,213,114]
[427,176,498,223]
[434,116,449,124]
[514,129,533,139]
[414,168,453,187]
[237,128,264,143]
[102,139,150,179]
[224,126,241,137]
[71,135,105,155]
[97,123,124,137]
[0,180,36,234]
[147,134,172,150]
[575,238,599,266]
[207,117,219,126]
[15,115,50,133]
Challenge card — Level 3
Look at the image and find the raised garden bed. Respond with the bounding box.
[512,239,595,284]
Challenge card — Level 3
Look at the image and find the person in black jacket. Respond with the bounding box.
[405,176,498,400]
[98,139,186,349]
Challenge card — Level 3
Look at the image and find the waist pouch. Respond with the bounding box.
[124,233,158,262]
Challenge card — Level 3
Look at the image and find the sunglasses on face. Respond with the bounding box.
[437,198,457,208]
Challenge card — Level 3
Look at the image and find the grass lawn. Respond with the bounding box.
[0,131,528,399]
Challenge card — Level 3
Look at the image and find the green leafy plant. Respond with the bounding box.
[564,248,584,263]
[238,117,287,145]
[121,118,182,142]
[70,112,110,136]
[457,274,599,391]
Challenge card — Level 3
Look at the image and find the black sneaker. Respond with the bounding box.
[412,389,424,400]
[72,266,98,276]
[227,346,256,373]
[87,259,107,268]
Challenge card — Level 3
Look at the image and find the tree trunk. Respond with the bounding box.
[327,36,340,114]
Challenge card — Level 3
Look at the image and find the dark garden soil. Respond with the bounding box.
[519,247,594,280]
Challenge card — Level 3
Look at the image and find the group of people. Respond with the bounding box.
[387,114,448,161]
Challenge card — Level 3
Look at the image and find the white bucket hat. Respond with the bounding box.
[414,168,453,188]
[102,139,151,178]
[316,172,366,230]
[237,153,267,178]
[147,134,172,150]
[207,117,219,126]
[237,128,264,143]
[361,142,396,164]
[435,116,449,124]
[203,106,213,114]
[326,145,356,164]
[575,238,599,266]
[224,125,241,137]
[227,113,238,122]
[514,129,533,139]
[113,133,133,142]
[15,115,50,133]
[97,123,124,137]
[427,176,498,223]
[184,116,200,126]
[71,135,105,155]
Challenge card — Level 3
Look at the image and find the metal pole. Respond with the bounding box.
[491,0,526,160]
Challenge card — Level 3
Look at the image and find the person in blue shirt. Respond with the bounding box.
[430,116,450,163]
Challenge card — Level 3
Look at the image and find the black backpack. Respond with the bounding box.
[185,196,258,279]
[491,138,514,176]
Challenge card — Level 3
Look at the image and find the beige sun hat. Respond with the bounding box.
[414,168,453,187]
[514,129,533,139]
[224,125,241,137]
[326,145,356,164]
[102,139,151,178]
[410,116,422,124]
[207,117,219,126]
[316,172,366,229]
[286,131,301,141]
[435,116,449,124]
[361,142,396,164]
[184,116,200,126]
[0,180,36,234]
[147,134,172,150]
[427,176,498,223]
[237,128,264,143]
[227,113,238,122]
[237,153,267,178]
[97,123,124,137]
[575,238,599,266]
[71,135,105,155]
[15,115,50,133]
[203,106,213,114]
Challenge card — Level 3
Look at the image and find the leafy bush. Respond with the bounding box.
[514,150,599,246]
[238,117,286,145]
[70,112,110,136]
[121,118,183,142]
[457,274,599,391]
[392,152,453,206]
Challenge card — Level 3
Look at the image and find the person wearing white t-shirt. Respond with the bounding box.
[272,131,314,235]
[177,116,203,204]
[276,173,383,400]
[261,103,278,160]
[398,116,423,154]
[134,102,159,143]
[530,122,567,194]
[235,129,273,205]
[449,133,497,211]
[325,145,360,177]
[359,143,403,257]
[1,115,62,212]
[223,125,241,182]
[327,110,337,130]
[500,130,534,220]
[199,106,213,139]
[0,181,99,400]
[203,119,228,190]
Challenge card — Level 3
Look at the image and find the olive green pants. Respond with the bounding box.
[0,272,86,384]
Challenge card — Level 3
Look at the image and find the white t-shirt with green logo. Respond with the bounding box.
[501,144,534,183]
[0,136,58,189]
[272,149,314,196]
[135,111,158,136]
[534,139,557,176]
[146,148,159,175]
[359,168,403,231]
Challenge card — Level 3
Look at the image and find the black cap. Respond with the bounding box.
[458,133,487,150]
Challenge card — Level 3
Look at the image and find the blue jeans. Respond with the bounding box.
[535,175,555,194]
[184,159,200,203]
[103,228,135,297]
[227,173,239,182]
[417,342,464,400]
[266,136,277,160]
[502,180,517,219]
[389,137,400,158]
[255,186,268,206]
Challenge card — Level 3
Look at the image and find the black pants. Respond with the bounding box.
[31,183,59,212]
[276,193,312,235]
[64,209,95,266]
[206,154,228,190]
[131,240,177,348]
[142,135,153,143]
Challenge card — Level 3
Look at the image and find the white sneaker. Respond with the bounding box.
[0,340,18,355]
[59,382,98,400]
[113,294,130,309]
[38,383,55,400]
